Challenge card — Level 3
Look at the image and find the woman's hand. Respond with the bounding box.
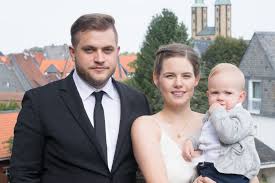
[193,176,216,183]
[250,176,259,183]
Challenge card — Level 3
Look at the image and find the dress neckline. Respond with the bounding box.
[152,116,184,153]
[160,125,183,152]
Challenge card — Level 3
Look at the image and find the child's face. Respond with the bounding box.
[207,73,246,110]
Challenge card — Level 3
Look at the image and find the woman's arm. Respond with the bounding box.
[131,116,168,183]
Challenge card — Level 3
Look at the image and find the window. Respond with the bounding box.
[248,80,261,114]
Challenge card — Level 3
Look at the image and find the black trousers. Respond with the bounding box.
[197,162,249,183]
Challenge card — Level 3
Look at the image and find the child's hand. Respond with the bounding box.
[209,102,224,113]
[182,139,194,162]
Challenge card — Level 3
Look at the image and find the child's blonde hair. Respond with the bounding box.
[208,63,245,90]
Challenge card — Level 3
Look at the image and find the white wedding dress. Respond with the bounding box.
[159,126,197,183]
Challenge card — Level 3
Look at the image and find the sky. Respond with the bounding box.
[0,0,275,54]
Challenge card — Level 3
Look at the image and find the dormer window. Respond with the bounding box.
[248,80,261,114]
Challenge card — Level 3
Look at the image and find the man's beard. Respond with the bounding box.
[75,64,115,89]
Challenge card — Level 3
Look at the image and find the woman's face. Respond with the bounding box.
[154,56,199,108]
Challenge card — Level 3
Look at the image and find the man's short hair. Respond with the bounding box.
[70,13,118,47]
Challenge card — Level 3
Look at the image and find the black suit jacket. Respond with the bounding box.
[10,72,151,183]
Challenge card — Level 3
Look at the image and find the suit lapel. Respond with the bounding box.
[58,72,109,168]
[111,80,131,172]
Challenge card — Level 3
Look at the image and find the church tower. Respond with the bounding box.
[215,0,231,37]
[191,0,208,39]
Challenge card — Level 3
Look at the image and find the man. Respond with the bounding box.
[9,13,151,183]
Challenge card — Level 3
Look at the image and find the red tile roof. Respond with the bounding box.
[39,59,75,78]
[119,55,136,73]
[62,59,75,78]
[114,55,136,81]
[34,52,45,66]
[0,56,10,64]
[0,92,24,102]
[12,54,48,88]
[0,112,18,159]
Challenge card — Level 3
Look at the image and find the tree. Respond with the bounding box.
[191,78,208,113]
[5,137,13,153]
[202,36,248,76]
[127,9,189,113]
[0,101,20,111]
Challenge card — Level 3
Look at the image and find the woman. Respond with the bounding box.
[131,43,259,183]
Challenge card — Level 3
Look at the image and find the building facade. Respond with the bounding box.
[192,0,231,40]
[239,32,275,117]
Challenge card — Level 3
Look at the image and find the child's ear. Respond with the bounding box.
[239,91,246,103]
[206,90,209,97]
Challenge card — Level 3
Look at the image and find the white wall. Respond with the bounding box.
[253,115,275,151]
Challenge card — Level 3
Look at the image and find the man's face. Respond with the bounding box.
[70,28,119,88]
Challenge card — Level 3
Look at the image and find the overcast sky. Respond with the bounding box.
[0,0,275,54]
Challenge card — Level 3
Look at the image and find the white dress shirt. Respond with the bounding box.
[73,71,121,171]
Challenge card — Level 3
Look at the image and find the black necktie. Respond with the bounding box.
[93,91,107,163]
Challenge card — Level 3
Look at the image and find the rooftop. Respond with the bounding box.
[0,92,24,102]
[193,40,213,56]
[197,27,216,36]
[114,54,137,81]
[192,0,206,7]
[0,64,25,92]
[255,138,275,168]
[43,44,70,60]
[254,32,275,71]
[46,64,59,74]
[10,53,49,88]
[39,59,74,75]
[0,111,18,160]
[215,0,231,5]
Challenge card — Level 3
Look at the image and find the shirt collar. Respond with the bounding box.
[228,103,243,112]
[73,70,116,100]
[235,103,242,108]
[232,103,243,109]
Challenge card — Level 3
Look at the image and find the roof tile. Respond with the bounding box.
[0,112,18,159]
[114,55,136,80]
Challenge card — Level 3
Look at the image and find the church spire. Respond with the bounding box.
[192,0,207,39]
[193,0,205,6]
[215,0,231,37]
[193,0,206,7]
[195,0,204,4]
[215,0,231,5]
